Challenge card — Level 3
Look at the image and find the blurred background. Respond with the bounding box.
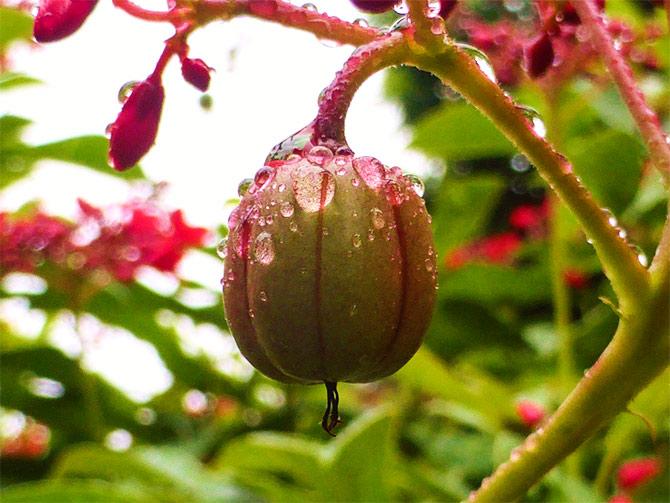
[1,0,668,501]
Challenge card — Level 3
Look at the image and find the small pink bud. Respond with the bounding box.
[563,268,588,289]
[108,78,164,171]
[349,1,396,13]
[439,0,458,19]
[516,400,545,428]
[181,58,212,92]
[617,458,661,490]
[33,0,98,43]
[525,32,554,78]
[608,495,633,503]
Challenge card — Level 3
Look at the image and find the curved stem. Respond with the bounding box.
[406,0,443,52]
[573,0,670,186]
[313,35,407,145]
[193,0,379,46]
[408,46,649,313]
[112,0,187,22]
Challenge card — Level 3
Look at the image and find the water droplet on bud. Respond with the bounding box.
[294,165,335,212]
[352,233,362,248]
[404,173,425,197]
[216,238,228,259]
[370,208,385,229]
[238,178,253,197]
[118,80,139,103]
[307,145,334,166]
[254,232,275,265]
[280,201,294,218]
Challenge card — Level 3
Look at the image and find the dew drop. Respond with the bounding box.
[238,178,253,197]
[248,308,255,319]
[293,165,335,212]
[351,177,360,187]
[532,117,547,138]
[404,173,425,197]
[353,18,369,27]
[278,183,286,193]
[307,145,333,166]
[259,291,268,302]
[353,156,386,189]
[334,156,348,168]
[118,80,139,103]
[105,123,114,138]
[289,221,298,232]
[352,234,362,248]
[510,153,531,172]
[216,238,228,259]
[370,208,385,229]
[335,166,347,176]
[384,180,405,206]
[425,259,434,272]
[280,201,294,218]
[254,232,275,265]
[253,166,274,192]
[367,229,375,241]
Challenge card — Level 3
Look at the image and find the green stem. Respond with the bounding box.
[408,47,649,313]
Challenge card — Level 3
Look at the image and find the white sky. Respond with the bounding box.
[1,0,431,227]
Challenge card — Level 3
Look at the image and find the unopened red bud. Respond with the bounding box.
[608,495,632,503]
[525,32,554,78]
[516,400,545,428]
[617,458,661,490]
[108,78,164,171]
[439,0,458,19]
[350,0,397,13]
[563,268,588,289]
[181,58,212,92]
[33,0,98,43]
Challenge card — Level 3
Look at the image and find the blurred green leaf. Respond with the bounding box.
[0,72,42,91]
[0,7,33,50]
[566,130,644,213]
[1,480,151,503]
[412,103,516,161]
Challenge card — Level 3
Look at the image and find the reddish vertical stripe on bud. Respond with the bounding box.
[109,78,165,171]
[33,0,98,43]
[181,58,212,92]
[525,32,554,78]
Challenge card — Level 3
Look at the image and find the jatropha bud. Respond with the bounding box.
[525,32,554,79]
[181,58,213,92]
[349,1,397,13]
[33,0,98,43]
[222,145,436,434]
[108,77,165,171]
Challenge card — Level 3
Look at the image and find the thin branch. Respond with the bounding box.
[573,0,670,186]
[405,0,443,52]
[112,0,187,22]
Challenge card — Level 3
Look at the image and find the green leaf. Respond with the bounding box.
[0,115,31,147]
[34,136,147,180]
[565,130,644,213]
[0,72,42,91]
[1,480,152,503]
[0,7,33,50]
[412,103,516,161]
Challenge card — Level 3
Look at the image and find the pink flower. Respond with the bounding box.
[181,58,212,92]
[525,32,554,78]
[108,77,165,171]
[516,400,546,428]
[617,458,661,490]
[33,0,98,43]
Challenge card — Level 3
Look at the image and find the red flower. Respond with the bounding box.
[608,495,633,503]
[516,400,546,428]
[525,32,554,78]
[617,458,661,490]
[480,232,522,263]
[33,0,98,43]
[181,58,212,92]
[1,420,50,459]
[509,205,541,230]
[563,268,588,289]
[349,0,396,13]
[108,77,165,171]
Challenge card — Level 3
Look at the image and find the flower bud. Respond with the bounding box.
[617,458,661,490]
[350,1,397,14]
[108,78,164,171]
[33,0,98,43]
[516,400,545,428]
[181,58,212,92]
[222,150,436,385]
[439,0,458,20]
[525,32,554,78]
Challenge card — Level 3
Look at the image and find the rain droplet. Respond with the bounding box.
[253,166,274,192]
[259,291,268,302]
[384,180,405,206]
[367,229,375,241]
[353,156,386,189]
[302,2,317,11]
[352,234,362,248]
[289,221,298,232]
[404,173,425,197]
[280,201,294,218]
[602,208,618,227]
[425,259,434,272]
[293,165,335,212]
[248,308,255,319]
[307,145,333,166]
[278,183,286,193]
[510,153,530,172]
[254,232,275,265]
[117,80,139,103]
[353,18,369,27]
[370,208,385,229]
[216,238,228,259]
[238,178,253,197]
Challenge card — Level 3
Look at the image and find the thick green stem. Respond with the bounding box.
[408,47,649,313]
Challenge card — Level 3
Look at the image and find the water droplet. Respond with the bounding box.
[353,156,386,189]
[516,104,547,138]
[425,259,434,272]
[532,117,547,138]
[351,177,360,187]
[394,0,408,14]
[280,201,294,218]
[618,228,627,239]
[216,238,228,259]
[601,208,618,227]
[253,166,274,192]
[266,215,274,225]
[510,153,531,172]
[105,123,114,138]
[289,221,298,232]
[370,208,385,229]
[349,304,358,316]
[293,165,335,212]
[254,232,275,265]
[307,145,333,166]
[384,180,405,206]
[259,291,268,302]
[353,18,369,27]
[367,229,375,241]
[322,227,329,236]
[335,166,347,176]
[248,308,255,319]
[352,234,362,248]
[404,173,425,197]
[335,146,353,156]
[278,183,286,193]
[302,2,317,11]
[117,80,139,103]
[238,178,253,197]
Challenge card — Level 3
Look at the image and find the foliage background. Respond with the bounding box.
[1,1,669,502]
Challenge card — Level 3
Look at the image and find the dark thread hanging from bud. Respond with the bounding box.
[321,381,341,436]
